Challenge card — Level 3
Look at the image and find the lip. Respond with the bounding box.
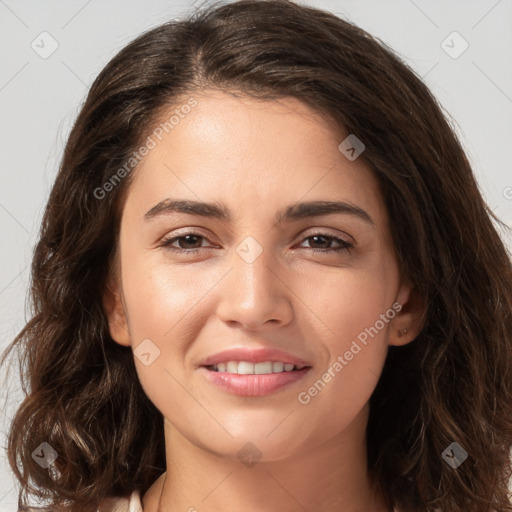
[199,366,312,396]
[198,347,311,369]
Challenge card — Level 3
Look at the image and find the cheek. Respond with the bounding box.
[119,252,223,407]
[293,260,396,432]
[121,248,218,339]
[295,311,390,445]
[299,256,395,353]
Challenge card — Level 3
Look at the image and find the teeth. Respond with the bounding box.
[238,361,255,375]
[272,361,284,372]
[226,361,238,373]
[255,362,273,374]
[210,361,299,374]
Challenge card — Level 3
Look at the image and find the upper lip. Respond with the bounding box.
[199,347,312,369]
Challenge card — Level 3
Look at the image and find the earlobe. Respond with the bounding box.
[102,278,131,347]
[388,278,426,347]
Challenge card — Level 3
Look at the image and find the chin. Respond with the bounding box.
[199,428,312,463]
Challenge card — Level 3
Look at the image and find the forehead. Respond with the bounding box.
[145,91,347,175]
[123,91,387,229]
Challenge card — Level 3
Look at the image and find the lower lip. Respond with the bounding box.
[200,367,311,396]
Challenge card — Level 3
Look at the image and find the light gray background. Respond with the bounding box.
[1,0,511,509]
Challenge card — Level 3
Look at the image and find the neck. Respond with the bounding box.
[146,404,391,512]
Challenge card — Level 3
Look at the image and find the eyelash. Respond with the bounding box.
[159,231,353,254]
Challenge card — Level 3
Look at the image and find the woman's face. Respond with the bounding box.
[105,91,418,461]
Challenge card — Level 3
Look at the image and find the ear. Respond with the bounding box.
[102,274,131,347]
[388,277,426,347]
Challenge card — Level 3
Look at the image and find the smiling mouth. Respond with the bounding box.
[203,361,309,374]
[200,362,311,396]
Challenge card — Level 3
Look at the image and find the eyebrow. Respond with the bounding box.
[144,199,375,226]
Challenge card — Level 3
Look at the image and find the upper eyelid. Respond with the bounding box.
[162,227,352,239]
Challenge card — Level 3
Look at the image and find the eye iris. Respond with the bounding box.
[310,235,330,249]
[179,235,201,249]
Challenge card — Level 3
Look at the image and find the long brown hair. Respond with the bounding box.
[2,1,512,510]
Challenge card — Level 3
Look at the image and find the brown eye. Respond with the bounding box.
[160,232,212,252]
[299,233,353,253]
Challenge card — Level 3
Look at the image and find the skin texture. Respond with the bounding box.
[103,91,424,512]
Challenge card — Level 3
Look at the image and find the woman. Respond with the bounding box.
[3,1,511,511]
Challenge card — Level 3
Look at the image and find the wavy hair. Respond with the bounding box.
[2,1,512,510]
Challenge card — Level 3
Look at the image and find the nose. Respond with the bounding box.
[215,244,294,331]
